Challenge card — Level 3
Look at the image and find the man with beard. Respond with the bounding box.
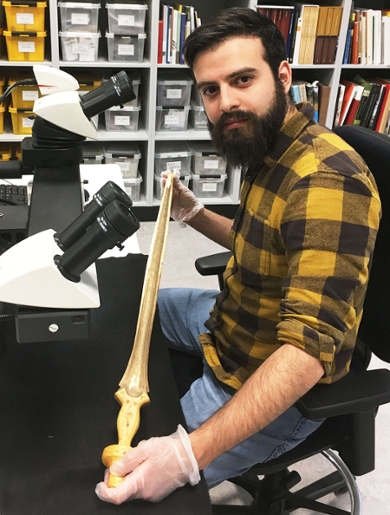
[96,8,380,505]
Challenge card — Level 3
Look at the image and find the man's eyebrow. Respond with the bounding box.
[196,67,257,91]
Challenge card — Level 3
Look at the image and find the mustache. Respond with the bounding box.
[212,110,254,129]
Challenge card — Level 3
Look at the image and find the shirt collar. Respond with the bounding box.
[262,102,315,169]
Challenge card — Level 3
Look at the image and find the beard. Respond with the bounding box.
[207,78,288,170]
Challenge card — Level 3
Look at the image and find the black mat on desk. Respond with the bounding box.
[0,254,211,515]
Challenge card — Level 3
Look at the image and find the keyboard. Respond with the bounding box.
[0,184,28,206]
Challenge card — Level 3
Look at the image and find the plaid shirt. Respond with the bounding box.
[199,103,381,390]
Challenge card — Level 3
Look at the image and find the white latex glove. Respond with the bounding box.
[161,170,204,225]
[95,425,200,504]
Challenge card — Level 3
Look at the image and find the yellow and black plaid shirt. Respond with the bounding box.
[199,103,381,390]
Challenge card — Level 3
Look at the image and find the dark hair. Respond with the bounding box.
[183,8,287,79]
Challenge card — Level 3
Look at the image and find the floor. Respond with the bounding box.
[136,220,390,514]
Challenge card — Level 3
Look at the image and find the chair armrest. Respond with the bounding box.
[295,368,390,419]
[194,251,233,277]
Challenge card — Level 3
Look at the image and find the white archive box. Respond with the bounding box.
[103,142,141,178]
[191,141,227,176]
[106,3,148,35]
[106,32,146,62]
[104,104,141,131]
[81,142,104,164]
[123,174,142,202]
[155,105,190,131]
[189,100,208,130]
[59,31,100,61]
[157,71,193,107]
[58,2,100,32]
[154,141,193,176]
[191,174,227,198]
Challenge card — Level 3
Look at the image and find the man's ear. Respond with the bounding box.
[278,60,293,94]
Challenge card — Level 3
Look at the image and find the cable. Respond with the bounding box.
[0,78,38,105]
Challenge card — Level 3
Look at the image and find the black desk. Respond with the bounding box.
[0,254,212,515]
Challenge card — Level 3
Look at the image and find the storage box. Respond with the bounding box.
[190,101,208,131]
[4,30,46,61]
[0,142,11,160]
[191,173,227,198]
[106,3,148,35]
[103,142,141,178]
[154,141,193,176]
[0,106,6,135]
[106,32,146,63]
[3,1,46,31]
[81,142,104,164]
[123,174,142,202]
[154,174,190,200]
[191,142,227,176]
[157,72,193,107]
[58,2,100,32]
[59,31,100,61]
[155,105,190,131]
[104,104,141,131]
[8,71,41,108]
[9,105,35,134]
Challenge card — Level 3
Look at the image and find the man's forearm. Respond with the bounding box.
[187,207,233,249]
[189,343,324,470]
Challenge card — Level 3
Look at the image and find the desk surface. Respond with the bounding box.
[0,255,212,515]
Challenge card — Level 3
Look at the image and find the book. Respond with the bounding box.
[367,83,386,130]
[382,15,390,65]
[313,6,328,64]
[295,4,320,65]
[360,82,381,128]
[157,19,163,64]
[344,84,364,125]
[292,12,303,64]
[363,10,373,65]
[324,6,343,64]
[320,5,334,64]
[375,79,390,133]
[333,83,346,127]
[301,5,320,64]
[318,82,331,125]
[353,75,373,125]
[339,79,357,126]
[372,10,382,65]
[351,10,360,64]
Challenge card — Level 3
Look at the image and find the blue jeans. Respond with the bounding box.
[158,288,324,489]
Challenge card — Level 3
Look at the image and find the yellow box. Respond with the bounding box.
[0,142,12,160]
[8,71,41,108]
[0,105,5,134]
[4,30,46,61]
[2,1,47,31]
[74,73,102,95]
[9,104,35,134]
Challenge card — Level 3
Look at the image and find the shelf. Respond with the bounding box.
[155,129,210,140]
[59,59,151,69]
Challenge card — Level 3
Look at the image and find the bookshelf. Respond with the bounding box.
[0,0,388,212]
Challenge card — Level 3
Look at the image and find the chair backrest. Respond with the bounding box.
[333,126,390,363]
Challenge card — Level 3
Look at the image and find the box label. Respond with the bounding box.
[167,160,181,170]
[22,117,34,128]
[71,13,90,25]
[118,44,135,56]
[115,116,130,126]
[118,14,135,26]
[22,90,39,101]
[16,13,34,24]
[167,89,182,99]
[204,159,219,169]
[72,43,89,54]
[202,183,217,192]
[18,41,35,53]
[165,114,180,125]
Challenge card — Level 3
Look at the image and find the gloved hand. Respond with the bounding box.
[95,425,200,504]
[161,170,204,225]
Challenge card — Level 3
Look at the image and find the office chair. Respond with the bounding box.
[195,126,390,515]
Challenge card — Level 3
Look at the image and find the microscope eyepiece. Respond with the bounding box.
[79,71,136,120]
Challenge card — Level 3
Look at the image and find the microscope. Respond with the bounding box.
[0,66,140,344]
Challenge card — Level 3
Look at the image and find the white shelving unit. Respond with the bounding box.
[0,0,389,210]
